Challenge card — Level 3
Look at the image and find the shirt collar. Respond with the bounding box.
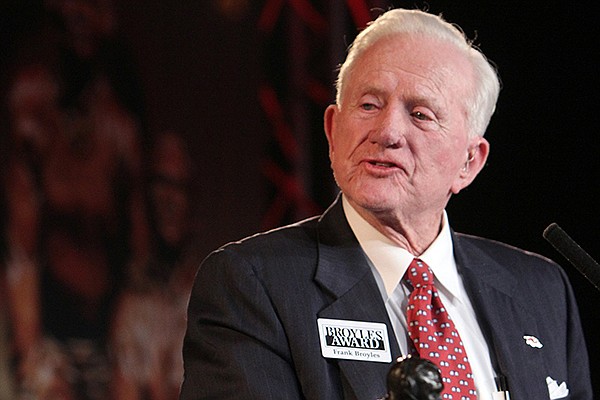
[342,195,461,299]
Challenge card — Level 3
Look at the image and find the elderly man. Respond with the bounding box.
[180,8,591,400]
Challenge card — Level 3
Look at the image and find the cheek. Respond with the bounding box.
[418,145,465,182]
[329,130,353,165]
[435,135,469,168]
[329,148,347,179]
[437,152,462,169]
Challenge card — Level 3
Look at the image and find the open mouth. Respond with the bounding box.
[370,161,396,168]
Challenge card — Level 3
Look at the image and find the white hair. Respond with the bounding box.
[336,8,501,137]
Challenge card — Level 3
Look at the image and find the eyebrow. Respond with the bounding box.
[347,85,386,103]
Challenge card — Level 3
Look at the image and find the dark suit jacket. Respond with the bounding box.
[180,197,592,399]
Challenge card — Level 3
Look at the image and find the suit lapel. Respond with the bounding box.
[453,233,549,399]
[310,202,552,398]
[314,197,401,400]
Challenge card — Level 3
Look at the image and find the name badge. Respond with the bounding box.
[317,318,392,363]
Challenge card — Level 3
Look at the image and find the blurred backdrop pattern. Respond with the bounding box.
[1,0,598,399]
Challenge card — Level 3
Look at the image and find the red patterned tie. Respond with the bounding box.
[405,258,477,399]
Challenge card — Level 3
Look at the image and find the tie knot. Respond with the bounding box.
[404,258,433,289]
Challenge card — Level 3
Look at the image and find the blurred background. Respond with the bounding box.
[1,0,598,398]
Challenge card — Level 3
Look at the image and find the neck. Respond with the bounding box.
[348,200,444,256]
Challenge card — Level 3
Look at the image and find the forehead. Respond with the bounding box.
[345,34,475,103]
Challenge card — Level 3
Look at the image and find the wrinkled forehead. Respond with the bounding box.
[340,34,476,107]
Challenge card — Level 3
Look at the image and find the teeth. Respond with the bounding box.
[373,162,394,167]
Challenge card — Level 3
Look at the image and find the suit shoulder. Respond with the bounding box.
[222,215,319,252]
[200,216,320,272]
[455,232,557,267]
[454,232,573,298]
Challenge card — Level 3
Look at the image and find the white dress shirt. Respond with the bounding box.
[342,196,498,400]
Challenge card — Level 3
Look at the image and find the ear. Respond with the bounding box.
[451,137,490,194]
[324,104,338,157]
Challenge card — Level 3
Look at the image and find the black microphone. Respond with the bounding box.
[543,223,600,292]
[384,355,442,400]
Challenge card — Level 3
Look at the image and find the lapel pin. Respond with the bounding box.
[523,335,543,348]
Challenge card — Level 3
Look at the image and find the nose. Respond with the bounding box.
[368,106,407,149]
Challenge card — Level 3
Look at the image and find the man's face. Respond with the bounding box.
[325,34,488,220]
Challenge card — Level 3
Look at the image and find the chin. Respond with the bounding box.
[344,187,400,213]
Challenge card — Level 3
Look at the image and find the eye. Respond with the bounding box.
[411,111,432,121]
[357,94,382,112]
[360,102,377,111]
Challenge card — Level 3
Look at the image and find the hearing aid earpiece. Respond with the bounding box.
[462,149,477,172]
[467,151,476,163]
